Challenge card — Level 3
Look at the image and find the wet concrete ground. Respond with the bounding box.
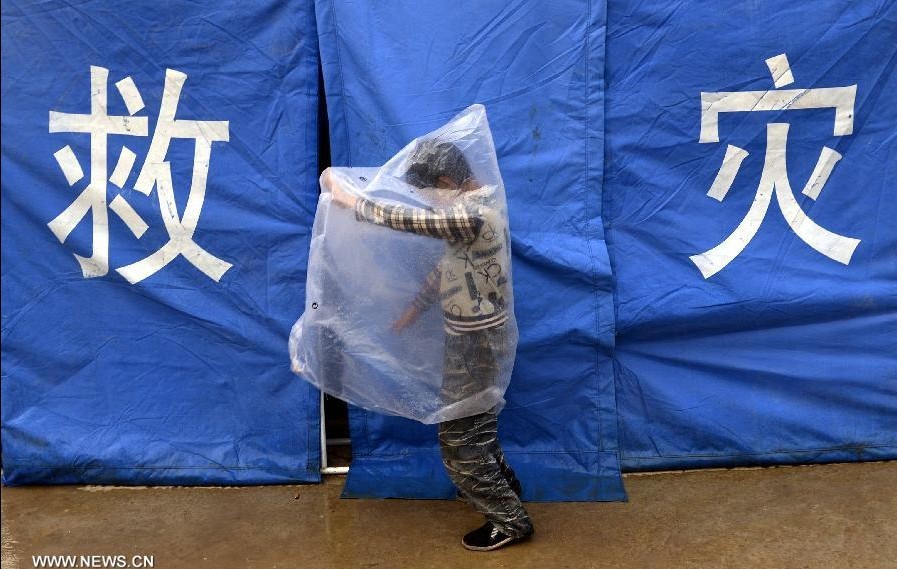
[2,461,895,569]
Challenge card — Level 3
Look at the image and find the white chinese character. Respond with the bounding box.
[690,53,860,279]
[48,66,232,283]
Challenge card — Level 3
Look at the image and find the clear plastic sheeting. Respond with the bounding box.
[290,105,518,424]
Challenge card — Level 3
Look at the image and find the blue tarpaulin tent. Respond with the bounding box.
[2,0,894,496]
[604,1,897,470]
[1,0,322,484]
[316,0,624,501]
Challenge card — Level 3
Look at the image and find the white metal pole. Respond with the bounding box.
[319,391,329,471]
[320,391,349,475]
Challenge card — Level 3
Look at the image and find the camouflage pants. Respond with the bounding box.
[438,325,533,538]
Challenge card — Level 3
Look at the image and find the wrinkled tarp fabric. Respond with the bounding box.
[291,105,519,424]
[317,0,625,501]
[321,0,895,499]
[1,0,322,484]
[604,1,897,469]
[3,0,893,495]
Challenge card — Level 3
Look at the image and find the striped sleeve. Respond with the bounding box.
[354,198,483,244]
[411,267,442,312]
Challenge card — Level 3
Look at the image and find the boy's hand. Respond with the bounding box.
[322,169,358,209]
[391,306,421,334]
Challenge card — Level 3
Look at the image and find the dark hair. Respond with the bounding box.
[401,139,473,188]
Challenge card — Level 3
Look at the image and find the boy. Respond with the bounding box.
[323,139,534,551]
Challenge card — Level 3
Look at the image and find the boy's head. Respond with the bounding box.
[402,139,474,191]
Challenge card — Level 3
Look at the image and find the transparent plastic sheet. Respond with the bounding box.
[290,105,518,424]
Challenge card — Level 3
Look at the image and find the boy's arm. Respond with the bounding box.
[323,168,483,244]
[410,266,441,312]
[354,198,483,245]
[393,266,441,333]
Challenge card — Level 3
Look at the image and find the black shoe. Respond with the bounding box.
[462,522,533,552]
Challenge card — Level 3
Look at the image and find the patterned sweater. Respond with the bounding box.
[354,190,511,334]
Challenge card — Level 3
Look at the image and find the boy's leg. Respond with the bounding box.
[450,418,522,501]
[438,408,533,538]
[439,325,533,540]
[489,437,523,496]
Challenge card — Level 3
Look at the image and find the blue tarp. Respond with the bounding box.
[2,0,894,495]
[316,0,626,501]
[605,1,897,469]
[320,0,895,500]
[1,0,322,484]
